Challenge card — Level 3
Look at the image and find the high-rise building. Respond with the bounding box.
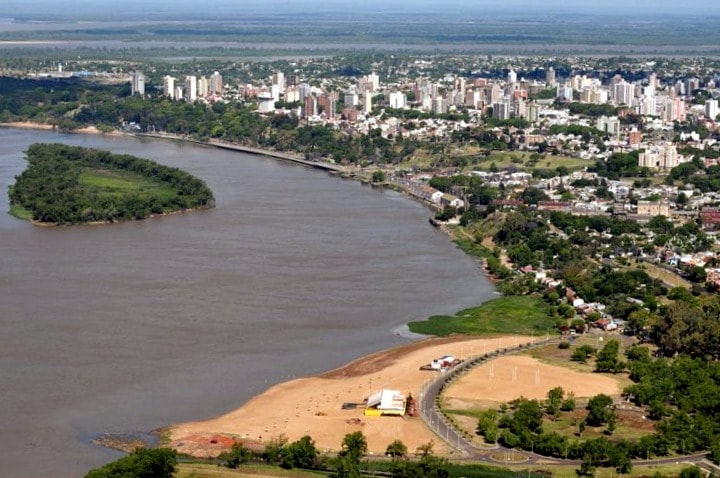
[365,72,379,92]
[613,81,635,106]
[303,95,317,118]
[130,71,145,96]
[318,94,336,118]
[185,76,197,102]
[389,91,406,109]
[272,71,286,92]
[344,89,359,107]
[557,84,573,101]
[432,97,446,115]
[163,75,175,99]
[465,89,481,108]
[639,144,679,171]
[362,92,372,114]
[298,83,312,101]
[648,72,658,89]
[545,66,556,86]
[210,71,223,95]
[596,116,621,136]
[486,84,502,104]
[705,99,718,120]
[286,74,299,88]
[526,102,539,123]
[507,69,517,85]
[197,76,209,98]
[492,100,511,120]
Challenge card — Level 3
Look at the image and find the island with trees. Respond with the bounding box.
[8,143,215,224]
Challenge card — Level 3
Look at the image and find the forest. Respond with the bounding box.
[9,143,215,224]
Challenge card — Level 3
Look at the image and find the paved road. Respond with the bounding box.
[417,337,710,469]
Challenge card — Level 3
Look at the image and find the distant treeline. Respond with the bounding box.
[9,143,214,224]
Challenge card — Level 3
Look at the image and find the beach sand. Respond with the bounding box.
[167,335,536,458]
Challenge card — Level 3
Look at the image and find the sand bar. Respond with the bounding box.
[167,335,536,458]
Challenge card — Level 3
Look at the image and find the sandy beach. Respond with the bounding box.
[1,121,56,131]
[1,122,123,136]
[167,335,536,458]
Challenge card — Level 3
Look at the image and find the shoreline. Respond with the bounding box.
[165,334,536,459]
[2,121,504,456]
[25,204,214,227]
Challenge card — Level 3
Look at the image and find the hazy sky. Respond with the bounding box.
[3,0,717,18]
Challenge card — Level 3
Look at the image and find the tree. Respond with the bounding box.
[341,431,368,459]
[595,339,625,373]
[477,409,499,443]
[263,434,288,464]
[679,467,702,478]
[371,170,386,183]
[520,187,549,205]
[334,431,367,478]
[85,448,177,478]
[546,387,565,418]
[416,440,435,457]
[561,392,576,412]
[385,439,408,459]
[218,442,253,469]
[586,394,615,427]
[281,435,318,469]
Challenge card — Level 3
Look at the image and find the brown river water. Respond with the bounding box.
[0,128,495,477]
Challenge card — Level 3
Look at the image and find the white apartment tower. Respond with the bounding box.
[363,92,373,113]
[706,99,718,120]
[185,76,197,102]
[163,75,175,99]
[130,71,145,96]
[614,81,635,106]
[366,72,380,92]
[210,71,223,95]
[272,71,286,92]
[197,76,209,98]
[389,91,406,109]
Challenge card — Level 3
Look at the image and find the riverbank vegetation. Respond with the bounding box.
[408,296,556,337]
[88,432,552,478]
[8,143,214,224]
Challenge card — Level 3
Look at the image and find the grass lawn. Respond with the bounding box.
[8,203,33,220]
[515,463,696,478]
[408,295,556,336]
[471,151,593,172]
[176,463,325,478]
[79,168,178,200]
[178,461,546,478]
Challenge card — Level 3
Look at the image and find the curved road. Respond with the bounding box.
[417,337,711,470]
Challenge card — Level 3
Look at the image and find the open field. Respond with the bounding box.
[442,355,622,408]
[507,463,698,478]
[472,152,594,172]
[79,168,178,200]
[176,463,325,478]
[408,296,556,337]
[441,339,650,444]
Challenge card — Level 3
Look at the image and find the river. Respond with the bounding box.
[0,128,495,477]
